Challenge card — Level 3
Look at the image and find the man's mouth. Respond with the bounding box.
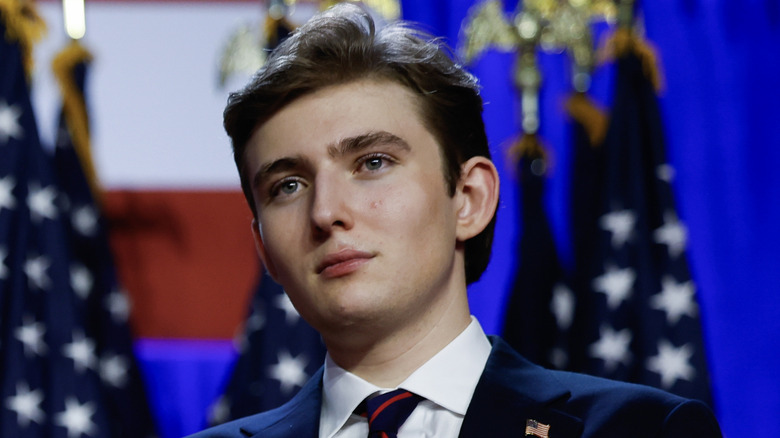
[316,249,375,278]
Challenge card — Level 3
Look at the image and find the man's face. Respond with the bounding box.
[245,79,468,338]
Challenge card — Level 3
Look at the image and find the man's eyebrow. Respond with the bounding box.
[327,131,410,158]
[251,132,409,189]
[252,156,303,190]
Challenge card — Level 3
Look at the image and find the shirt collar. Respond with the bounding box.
[320,354,379,438]
[319,317,491,437]
[398,316,491,415]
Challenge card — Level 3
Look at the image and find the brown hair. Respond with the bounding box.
[224,3,496,284]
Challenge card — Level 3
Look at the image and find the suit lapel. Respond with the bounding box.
[234,338,584,437]
[242,368,324,438]
[459,337,583,438]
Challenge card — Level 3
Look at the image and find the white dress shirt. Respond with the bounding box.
[319,317,492,438]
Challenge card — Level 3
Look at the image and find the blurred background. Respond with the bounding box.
[2,0,779,437]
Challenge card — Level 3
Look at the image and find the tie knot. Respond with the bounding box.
[358,389,423,438]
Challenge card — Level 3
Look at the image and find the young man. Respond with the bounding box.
[192,4,721,437]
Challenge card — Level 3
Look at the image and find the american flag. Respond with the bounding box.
[503,141,571,370]
[0,10,156,437]
[208,270,325,425]
[570,49,713,404]
[503,48,714,405]
[524,418,550,438]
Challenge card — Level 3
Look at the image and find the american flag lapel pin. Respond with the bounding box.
[525,419,551,438]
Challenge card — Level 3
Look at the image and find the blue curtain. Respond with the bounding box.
[401,1,780,437]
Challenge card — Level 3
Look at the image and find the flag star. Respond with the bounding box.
[55,397,97,438]
[592,264,635,310]
[99,354,129,388]
[0,175,16,211]
[0,246,8,280]
[589,325,633,372]
[62,331,97,373]
[647,340,696,389]
[235,333,249,354]
[105,288,131,323]
[56,125,71,148]
[654,211,688,258]
[209,395,231,426]
[551,282,575,330]
[60,193,72,211]
[25,254,52,290]
[549,347,568,369]
[70,263,93,300]
[5,382,45,427]
[247,310,266,332]
[599,209,636,248]
[72,205,98,236]
[650,276,698,325]
[237,311,266,353]
[656,163,676,183]
[27,183,59,222]
[14,315,48,357]
[268,350,308,395]
[275,292,300,325]
[0,100,24,143]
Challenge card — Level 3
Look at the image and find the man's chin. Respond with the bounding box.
[314,301,391,331]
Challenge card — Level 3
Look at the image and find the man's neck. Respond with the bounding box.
[322,295,472,388]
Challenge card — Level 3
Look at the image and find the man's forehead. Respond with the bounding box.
[261,78,424,127]
[245,79,426,156]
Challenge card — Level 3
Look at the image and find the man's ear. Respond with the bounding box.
[251,218,278,280]
[454,156,500,242]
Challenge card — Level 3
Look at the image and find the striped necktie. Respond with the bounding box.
[357,389,423,438]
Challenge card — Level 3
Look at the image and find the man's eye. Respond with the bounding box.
[358,153,392,173]
[271,179,301,198]
[280,181,299,194]
[364,157,383,171]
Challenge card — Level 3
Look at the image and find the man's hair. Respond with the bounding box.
[224,3,496,284]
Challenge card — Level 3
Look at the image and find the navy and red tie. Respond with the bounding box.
[357,389,423,438]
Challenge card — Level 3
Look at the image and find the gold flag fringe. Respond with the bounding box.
[0,0,46,78]
[566,27,663,149]
[51,40,102,203]
[565,92,610,147]
[264,13,295,49]
[509,132,548,164]
[597,27,665,93]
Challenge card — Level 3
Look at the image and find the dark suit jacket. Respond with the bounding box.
[190,337,721,437]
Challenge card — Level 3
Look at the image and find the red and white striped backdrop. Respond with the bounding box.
[32,0,281,339]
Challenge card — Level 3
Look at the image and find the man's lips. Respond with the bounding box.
[316,250,375,278]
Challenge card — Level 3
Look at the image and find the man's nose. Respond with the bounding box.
[309,174,354,236]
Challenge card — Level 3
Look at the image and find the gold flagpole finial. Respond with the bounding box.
[459,0,623,160]
[318,0,401,21]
